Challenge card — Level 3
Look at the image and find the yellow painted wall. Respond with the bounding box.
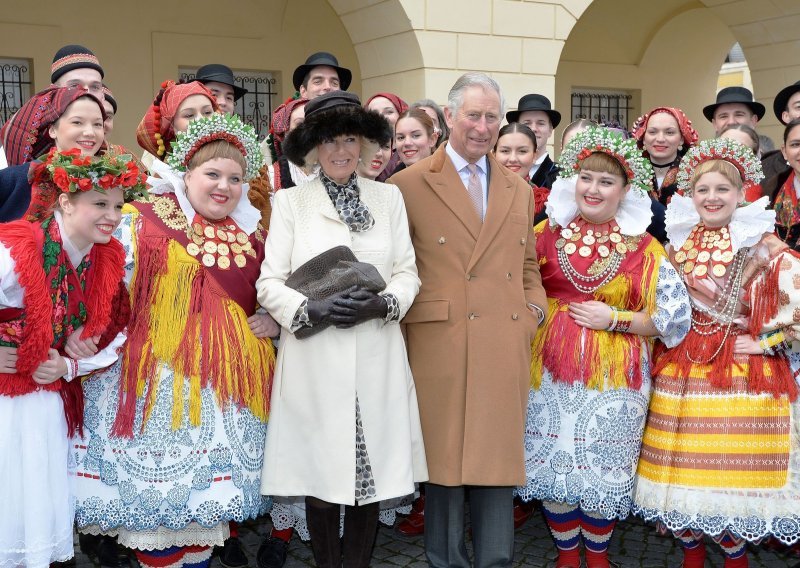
[0,0,359,153]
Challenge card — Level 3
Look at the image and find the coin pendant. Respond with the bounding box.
[216,229,227,240]
[687,248,698,260]
[598,245,610,258]
[202,253,215,267]
[719,240,730,249]
[186,243,200,256]
[204,226,216,238]
[674,250,687,263]
[697,251,711,263]
[227,231,236,242]
[191,233,203,245]
[217,243,230,256]
[684,260,695,273]
[721,251,734,263]
[204,241,218,254]
[685,238,694,249]
[193,223,204,235]
[693,264,708,277]
[579,246,591,257]
[711,249,722,261]
[217,255,231,269]
[564,242,577,254]
[582,234,596,245]
[234,254,247,268]
[609,233,622,243]
[236,232,249,244]
[561,228,573,239]
[712,263,727,277]
[615,242,628,254]
[231,243,243,254]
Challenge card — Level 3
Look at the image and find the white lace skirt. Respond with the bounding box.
[516,369,651,520]
[0,391,74,568]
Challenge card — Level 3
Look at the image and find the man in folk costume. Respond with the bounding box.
[389,72,547,568]
[506,93,562,190]
[0,148,146,568]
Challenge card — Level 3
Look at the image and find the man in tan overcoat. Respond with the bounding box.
[389,73,547,567]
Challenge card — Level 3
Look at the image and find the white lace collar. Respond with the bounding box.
[146,159,261,234]
[665,193,775,252]
[544,176,653,235]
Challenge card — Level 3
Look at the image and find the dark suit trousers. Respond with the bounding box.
[424,483,514,568]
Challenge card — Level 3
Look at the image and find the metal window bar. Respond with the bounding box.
[0,59,31,124]
[180,70,278,140]
[570,92,633,129]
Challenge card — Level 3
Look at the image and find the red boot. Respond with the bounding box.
[396,494,425,537]
[513,497,536,530]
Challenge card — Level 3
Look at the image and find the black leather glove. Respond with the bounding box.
[330,288,388,328]
[306,287,358,326]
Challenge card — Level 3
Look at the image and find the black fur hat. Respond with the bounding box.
[283,91,392,167]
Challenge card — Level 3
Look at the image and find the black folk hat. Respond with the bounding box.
[773,81,800,125]
[195,64,248,101]
[51,44,104,83]
[505,94,561,127]
[702,86,765,122]
[292,52,352,92]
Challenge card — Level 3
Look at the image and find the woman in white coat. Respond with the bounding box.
[256,91,427,568]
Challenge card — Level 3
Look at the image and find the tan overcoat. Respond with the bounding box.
[389,144,547,487]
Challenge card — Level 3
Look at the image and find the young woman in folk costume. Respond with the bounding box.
[73,114,277,568]
[633,138,800,568]
[519,126,691,568]
[0,149,145,568]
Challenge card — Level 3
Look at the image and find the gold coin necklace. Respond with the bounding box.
[185,216,254,270]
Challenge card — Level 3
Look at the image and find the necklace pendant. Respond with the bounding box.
[609,233,622,243]
[561,228,573,239]
[674,250,687,263]
[555,238,566,249]
[697,251,710,263]
[712,263,727,277]
[186,243,200,256]
[579,245,592,257]
[564,242,577,255]
[582,234,596,245]
[598,245,610,258]
[684,260,695,274]
[693,264,708,277]
[615,242,628,254]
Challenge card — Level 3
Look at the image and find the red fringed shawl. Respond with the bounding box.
[0,217,126,434]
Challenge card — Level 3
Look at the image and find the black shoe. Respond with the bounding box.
[94,535,131,568]
[256,536,289,568]
[218,537,249,568]
[78,533,101,556]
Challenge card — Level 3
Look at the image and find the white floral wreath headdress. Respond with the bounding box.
[167,113,263,181]
[557,125,654,196]
[676,137,763,195]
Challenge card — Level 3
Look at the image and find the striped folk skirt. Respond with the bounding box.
[632,359,800,545]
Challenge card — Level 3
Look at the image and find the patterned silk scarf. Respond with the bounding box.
[321,171,375,232]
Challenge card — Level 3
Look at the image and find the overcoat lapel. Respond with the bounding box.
[467,155,515,271]
[421,146,482,241]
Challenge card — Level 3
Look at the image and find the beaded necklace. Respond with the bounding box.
[555,217,634,294]
[682,246,749,364]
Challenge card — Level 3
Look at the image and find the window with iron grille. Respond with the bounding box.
[570,89,633,129]
[179,67,279,140]
[0,57,32,124]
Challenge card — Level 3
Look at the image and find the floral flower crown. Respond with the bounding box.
[557,125,654,195]
[39,148,148,200]
[166,113,263,181]
[676,138,764,195]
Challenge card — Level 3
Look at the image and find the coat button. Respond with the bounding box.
[468,313,477,320]
[520,238,526,245]
[506,272,512,280]
[438,237,446,244]
[512,313,519,320]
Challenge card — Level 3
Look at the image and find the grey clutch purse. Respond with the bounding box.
[285,245,386,339]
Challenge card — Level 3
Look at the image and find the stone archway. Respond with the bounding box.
[554,0,800,143]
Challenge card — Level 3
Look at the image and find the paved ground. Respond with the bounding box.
[72,511,800,567]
